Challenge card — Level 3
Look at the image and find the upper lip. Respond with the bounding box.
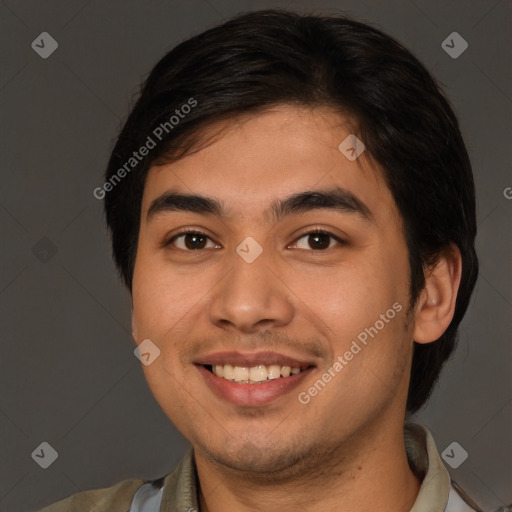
[194,351,315,369]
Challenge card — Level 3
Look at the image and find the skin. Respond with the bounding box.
[131,105,462,512]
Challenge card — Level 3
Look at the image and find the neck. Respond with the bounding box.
[194,422,421,512]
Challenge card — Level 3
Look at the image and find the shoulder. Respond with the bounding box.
[37,477,147,512]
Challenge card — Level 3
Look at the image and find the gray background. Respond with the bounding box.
[0,1,510,511]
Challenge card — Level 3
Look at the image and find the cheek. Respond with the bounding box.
[140,361,195,440]
[291,256,410,375]
[132,255,206,337]
[293,259,394,329]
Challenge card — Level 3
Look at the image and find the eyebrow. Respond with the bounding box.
[146,187,374,224]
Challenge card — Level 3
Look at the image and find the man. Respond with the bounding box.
[41,9,484,512]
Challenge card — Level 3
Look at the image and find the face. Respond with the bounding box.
[131,105,416,475]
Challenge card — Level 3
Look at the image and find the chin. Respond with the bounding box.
[200,436,309,475]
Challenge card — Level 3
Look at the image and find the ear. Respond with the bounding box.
[131,303,138,342]
[413,243,462,344]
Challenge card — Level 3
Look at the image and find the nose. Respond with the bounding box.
[208,256,294,334]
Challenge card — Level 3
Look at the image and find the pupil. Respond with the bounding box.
[309,233,329,250]
[185,233,206,250]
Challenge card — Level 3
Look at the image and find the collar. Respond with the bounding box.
[405,423,451,511]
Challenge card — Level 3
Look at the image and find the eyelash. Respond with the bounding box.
[164,227,345,252]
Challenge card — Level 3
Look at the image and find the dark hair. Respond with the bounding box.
[103,9,478,413]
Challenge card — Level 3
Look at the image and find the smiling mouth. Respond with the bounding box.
[204,363,312,384]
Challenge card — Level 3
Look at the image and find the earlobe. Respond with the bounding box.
[131,315,138,342]
[130,296,138,341]
[413,243,462,344]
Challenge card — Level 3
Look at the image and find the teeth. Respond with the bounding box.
[280,366,291,378]
[211,364,304,383]
[267,364,281,380]
[249,365,267,382]
[222,364,234,380]
[233,366,249,381]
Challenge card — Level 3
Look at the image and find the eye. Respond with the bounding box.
[290,230,344,251]
[164,229,343,252]
[167,231,221,251]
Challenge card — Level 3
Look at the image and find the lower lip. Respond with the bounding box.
[196,365,314,407]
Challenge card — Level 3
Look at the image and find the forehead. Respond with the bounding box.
[142,105,397,222]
